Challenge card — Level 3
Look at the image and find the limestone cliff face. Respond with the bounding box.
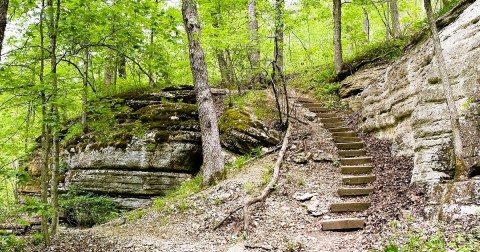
[340,1,480,219]
[22,88,279,208]
[342,1,480,183]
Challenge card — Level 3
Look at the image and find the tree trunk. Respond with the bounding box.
[390,0,402,39]
[248,0,260,71]
[118,55,126,78]
[0,0,9,55]
[182,0,224,185]
[149,0,158,88]
[362,7,370,41]
[424,0,466,179]
[47,0,61,236]
[39,0,51,246]
[274,0,284,75]
[333,0,343,74]
[82,47,89,133]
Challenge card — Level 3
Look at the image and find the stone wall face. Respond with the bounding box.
[340,1,480,219]
[342,1,480,183]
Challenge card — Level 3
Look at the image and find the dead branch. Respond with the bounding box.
[213,124,292,231]
[243,123,292,231]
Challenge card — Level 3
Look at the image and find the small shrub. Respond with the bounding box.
[0,233,25,252]
[59,191,119,227]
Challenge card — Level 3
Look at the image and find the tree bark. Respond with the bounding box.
[82,47,89,133]
[362,7,370,41]
[424,0,466,179]
[39,0,51,246]
[333,0,343,74]
[118,55,126,78]
[274,0,284,75]
[47,0,61,236]
[0,0,9,55]
[390,0,402,39]
[248,0,260,71]
[182,0,224,185]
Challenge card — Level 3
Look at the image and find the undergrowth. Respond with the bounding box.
[376,218,480,252]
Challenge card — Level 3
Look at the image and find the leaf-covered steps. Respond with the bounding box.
[299,100,375,231]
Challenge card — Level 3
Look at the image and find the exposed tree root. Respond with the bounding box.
[213,124,292,231]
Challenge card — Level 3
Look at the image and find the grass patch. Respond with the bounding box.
[226,90,277,122]
[376,219,480,251]
[153,175,203,210]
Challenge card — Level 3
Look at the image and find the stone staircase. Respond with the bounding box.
[299,98,375,231]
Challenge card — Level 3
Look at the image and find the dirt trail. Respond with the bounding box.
[47,100,376,252]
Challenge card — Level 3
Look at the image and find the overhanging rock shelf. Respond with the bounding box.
[299,97,375,231]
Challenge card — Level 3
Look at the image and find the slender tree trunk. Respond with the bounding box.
[211,7,234,88]
[47,0,60,236]
[148,0,158,88]
[182,0,224,185]
[424,0,466,179]
[118,55,126,78]
[333,0,343,74]
[274,0,284,75]
[0,0,9,55]
[82,47,89,133]
[248,0,260,71]
[390,0,402,39]
[363,7,370,41]
[39,0,51,246]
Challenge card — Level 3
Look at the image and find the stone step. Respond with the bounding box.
[342,175,376,185]
[329,127,353,133]
[330,202,371,212]
[334,137,362,143]
[320,118,342,124]
[310,107,330,113]
[321,218,365,231]
[297,97,316,103]
[336,142,364,150]
[338,150,367,157]
[340,157,372,166]
[316,113,337,118]
[303,102,323,108]
[332,132,357,137]
[324,122,347,129]
[337,187,374,197]
[341,166,373,174]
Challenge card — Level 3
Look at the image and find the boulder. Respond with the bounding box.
[219,108,280,154]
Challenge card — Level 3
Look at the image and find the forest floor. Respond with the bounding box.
[37,91,479,251]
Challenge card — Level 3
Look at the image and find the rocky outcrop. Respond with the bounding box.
[22,87,279,208]
[219,108,279,154]
[339,0,480,219]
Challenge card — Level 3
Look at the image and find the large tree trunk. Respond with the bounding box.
[248,0,260,71]
[424,0,466,179]
[333,0,343,74]
[274,0,284,75]
[182,0,224,185]
[0,0,9,55]
[390,0,402,39]
[39,0,51,246]
[47,0,61,236]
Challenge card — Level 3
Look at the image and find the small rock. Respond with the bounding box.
[312,153,334,162]
[306,152,313,160]
[303,196,320,213]
[227,244,244,252]
[304,111,316,121]
[294,192,316,201]
[293,154,307,164]
[311,209,328,217]
[217,193,231,203]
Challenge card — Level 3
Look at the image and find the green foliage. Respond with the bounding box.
[227,90,277,122]
[0,233,25,252]
[377,220,480,252]
[154,175,203,211]
[59,190,119,227]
